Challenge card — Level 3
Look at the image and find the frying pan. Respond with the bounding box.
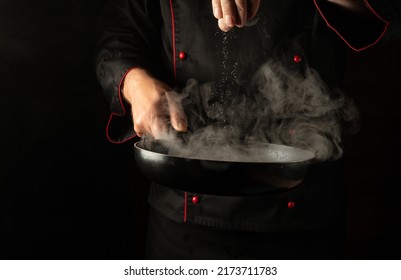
[134,139,315,195]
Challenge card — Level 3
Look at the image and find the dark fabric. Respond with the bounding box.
[314,0,389,50]
[148,159,346,232]
[366,0,401,43]
[145,207,346,260]
[95,0,165,114]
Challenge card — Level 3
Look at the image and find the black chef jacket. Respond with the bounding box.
[95,0,401,232]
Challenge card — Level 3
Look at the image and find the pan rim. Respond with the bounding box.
[134,139,315,164]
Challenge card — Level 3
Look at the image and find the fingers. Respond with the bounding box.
[234,0,247,27]
[218,18,232,32]
[150,116,170,139]
[212,0,260,31]
[247,0,260,20]
[126,69,187,139]
[221,0,237,28]
[133,112,168,139]
[165,91,187,132]
[212,0,223,19]
[213,0,236,31]
[133,92,187,139]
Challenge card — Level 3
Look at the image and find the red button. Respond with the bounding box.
[192,195,200,204]
[293,55,302,63]
[287,201,296,209]
[179,51,187,60]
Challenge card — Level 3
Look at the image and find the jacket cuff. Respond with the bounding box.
[106,67,138,144]
[314,0,390,51]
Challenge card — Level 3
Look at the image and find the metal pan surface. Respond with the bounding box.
[134,139,315,195]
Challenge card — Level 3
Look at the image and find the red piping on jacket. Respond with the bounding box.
[169,0,188,222]
[105,67,138,144]
[184,192,188,222]
[169,0,177,79]
[313,0,390,52]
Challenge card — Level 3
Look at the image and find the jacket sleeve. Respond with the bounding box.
[95,0,163,143]
[314,0,401,51]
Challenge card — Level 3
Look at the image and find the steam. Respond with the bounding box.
[143,24,359,163]
[148,56,360,163]
[246,61,360,161]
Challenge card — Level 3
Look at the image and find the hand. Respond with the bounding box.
[327,0,369,14]
[122,68,187,138]
[211,0,261,32]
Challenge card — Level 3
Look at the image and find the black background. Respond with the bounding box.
[1,0,400,259]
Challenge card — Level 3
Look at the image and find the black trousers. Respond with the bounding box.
[145,207,346,260]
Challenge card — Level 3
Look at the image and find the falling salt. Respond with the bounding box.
[210,29,239,125]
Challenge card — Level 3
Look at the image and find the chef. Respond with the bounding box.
[95,0,400,259]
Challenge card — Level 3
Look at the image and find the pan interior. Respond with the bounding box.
[135,139,315,163]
